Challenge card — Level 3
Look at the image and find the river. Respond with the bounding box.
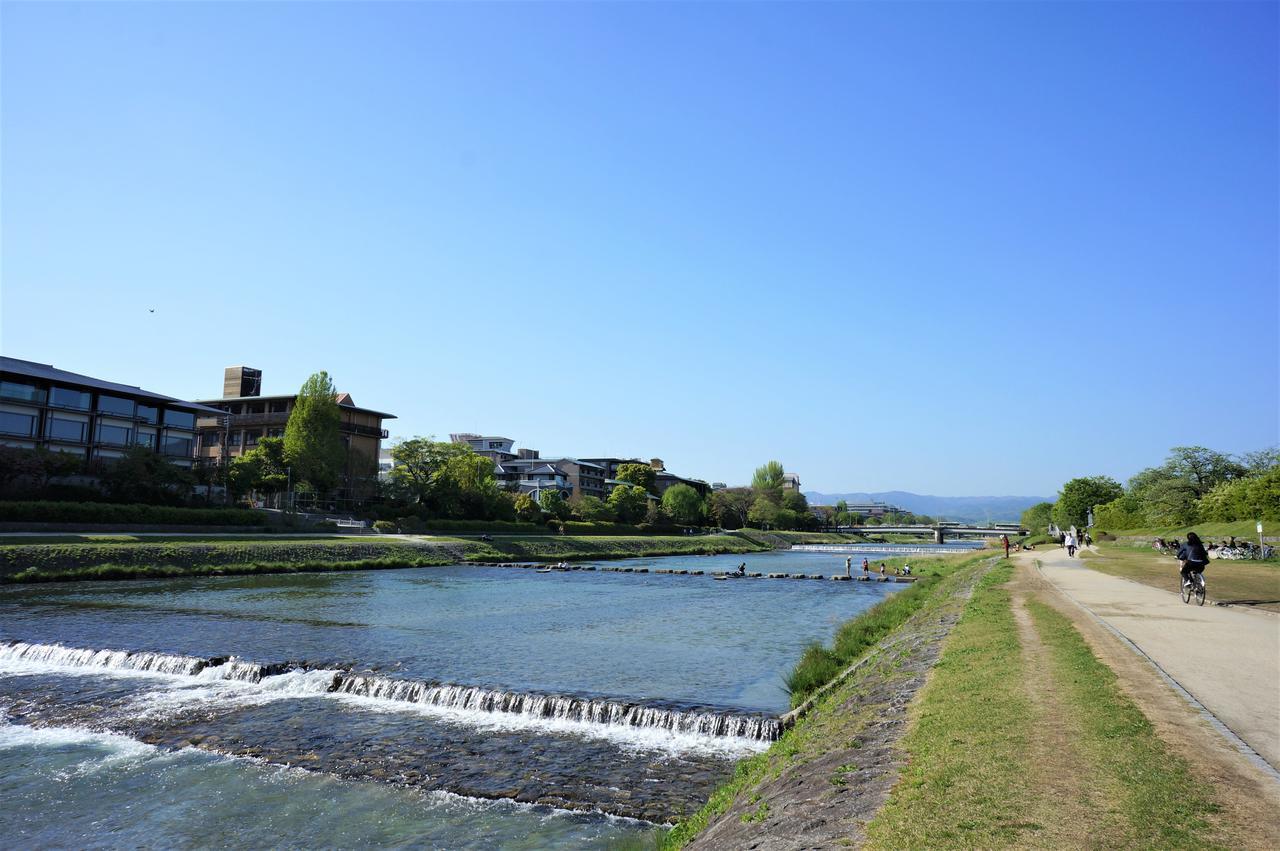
[0,545,977,847]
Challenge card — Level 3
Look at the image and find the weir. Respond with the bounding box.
[0,640,781,742]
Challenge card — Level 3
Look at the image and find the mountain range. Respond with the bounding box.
[804,491,1051,523]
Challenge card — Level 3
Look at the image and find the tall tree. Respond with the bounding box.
[283,371,344,493]
[608,484,649,524]
[751,461,786,504]
[662,483,704,526]
[708,488,752,529]
[615,463,657,494]
[1051,476,1123,529]
[1020,501,1054,533]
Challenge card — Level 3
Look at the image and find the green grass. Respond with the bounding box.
[659,556,992,850]
[863,562,1036,848]
[1107,520,1268,540]
[0,534,370,545]
[782,554,982,707]
[1025,600,1223,848]
[1081,543,1280,611]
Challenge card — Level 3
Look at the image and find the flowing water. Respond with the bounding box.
[0,547,971,847]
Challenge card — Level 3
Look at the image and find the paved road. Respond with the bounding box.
[1029,547,1280,771]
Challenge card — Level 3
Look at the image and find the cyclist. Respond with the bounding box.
[1177,532,1210,590]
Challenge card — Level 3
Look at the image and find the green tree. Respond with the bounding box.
[708,488,751,529]
[514,492,541,522]
[99,446,193,505]
[834,499,849,515]
[1051,476,1123,529]
[572,495,616,522]
[1020,501,1054,533]
[748,494,782,529]
[608,484,649,524]
[751,461,786,504]
[1092,493,1147,531]
[1197,468,1280,523]
[283,371,344,493]
[615,463,657,494]
[537,488,571,521]
[661,483,704,526]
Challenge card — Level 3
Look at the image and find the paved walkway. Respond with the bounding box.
[1027,547,1280,771]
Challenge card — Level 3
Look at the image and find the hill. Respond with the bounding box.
[804,491,1050,523]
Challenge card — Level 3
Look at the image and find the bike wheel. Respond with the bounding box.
[1195,580,1206,606]
[1181,580,1192,604]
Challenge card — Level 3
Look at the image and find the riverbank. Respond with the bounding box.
[664,550,1279,848]
[0,534,770,583]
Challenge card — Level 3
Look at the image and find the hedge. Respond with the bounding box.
[0,501,269,526]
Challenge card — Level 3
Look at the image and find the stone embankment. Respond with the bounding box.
[683,558,992,850]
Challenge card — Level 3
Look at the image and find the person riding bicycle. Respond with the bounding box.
[1177,532,1210,589]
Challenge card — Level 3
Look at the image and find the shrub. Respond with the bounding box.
[372,520,398,533]
[397,516,429,534]
[0,501,267,527]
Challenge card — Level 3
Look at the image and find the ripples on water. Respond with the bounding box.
[0,548,964,846]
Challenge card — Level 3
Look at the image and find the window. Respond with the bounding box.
[267,428,284,438]
[230,431,242,446]
[269,401,289,413]
[164,409,196,430]
[0,381,45,405]
[203,431,219,446]
[0,411,36,436]
[96,423,132,446]
[50,387,90,410]
[137,405,159,424]
[162,435,193,457]
[47,417,88,442]
[136,430,156,449]
[245,430,261,445]
[97,395,135,417]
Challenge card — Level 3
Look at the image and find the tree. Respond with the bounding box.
[662,484,704,526]
[751,461,786,504]
[615,463,657,494]
[748,494,782,529]
[1020,501,1054,533]
[645,501,672,527]
[99,446,193,505]
[537,488,571,521]
[514,492,541,522]
[0,446,82,498]
[573,495,615,522]
[283,371,344,493]
[1051,476,1123,529]
[1162,446,1246,498]
[708,488,751,529]
[834,499,848,515]
[608,484,649,524]
[1197,468,1280,523]
[229,437,290,502]
[1240,447,1280,475]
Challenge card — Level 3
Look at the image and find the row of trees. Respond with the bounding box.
[1022,446,1280,533]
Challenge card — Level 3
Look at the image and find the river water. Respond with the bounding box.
[0,546,976,847]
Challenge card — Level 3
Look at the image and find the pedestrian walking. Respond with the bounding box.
[1065,531,1077,557]
[1001,534,1010,559]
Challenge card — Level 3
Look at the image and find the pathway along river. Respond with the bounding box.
[0,546,979,847]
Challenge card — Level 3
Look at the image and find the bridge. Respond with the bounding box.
[835,523,1028,544]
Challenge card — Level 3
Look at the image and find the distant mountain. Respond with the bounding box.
[804,491,1051,523]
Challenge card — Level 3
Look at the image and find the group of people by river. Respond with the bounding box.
[843,556,908,580]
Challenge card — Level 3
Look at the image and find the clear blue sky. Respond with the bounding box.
[2,1,1276,496]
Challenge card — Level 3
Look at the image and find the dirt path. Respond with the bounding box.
[1023,547,1280,772]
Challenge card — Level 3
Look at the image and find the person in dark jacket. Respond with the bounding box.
[1177,532,1210,588]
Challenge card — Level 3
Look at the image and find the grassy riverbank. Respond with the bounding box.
[0,534,769,582]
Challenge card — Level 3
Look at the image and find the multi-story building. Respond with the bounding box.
[194,366,395,502]
[449,434,518,465]
[0,356,218,467]
[782,473,802,492]
[581,456,711,498]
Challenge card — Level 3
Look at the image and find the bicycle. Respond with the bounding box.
[1180,569,1206,606]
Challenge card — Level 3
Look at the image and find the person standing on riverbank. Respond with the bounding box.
[1001,534,1010,558]
[862,557,870,579]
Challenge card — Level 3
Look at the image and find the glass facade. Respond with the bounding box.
[0,411,37,437]
[162,435,193,457]
[0,381,46,404]
[47,417,88,443]
[97,395,135,417]
[165,409,196,430]
[49,387,91,410]
[135,429,156,449]
[97,422,133,446]
[137,405,159,424]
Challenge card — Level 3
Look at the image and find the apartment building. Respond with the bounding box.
[194,366,395,502]
[0,356,218,467]
[449,434,518,465]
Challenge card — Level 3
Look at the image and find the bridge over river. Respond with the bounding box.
[835,523,1028,544]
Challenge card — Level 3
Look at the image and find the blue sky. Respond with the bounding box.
[2,1,1276,496]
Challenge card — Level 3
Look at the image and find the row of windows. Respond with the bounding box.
[203,427,284,448]
[0,410,191,453]
[0,381,194,427]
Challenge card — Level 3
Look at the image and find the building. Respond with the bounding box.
[839,501,902,518]
[581,456,711,499]
[0,356,219,467]
[449,434,518,465]
[782,473,802,492]
[194,366,395,502]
